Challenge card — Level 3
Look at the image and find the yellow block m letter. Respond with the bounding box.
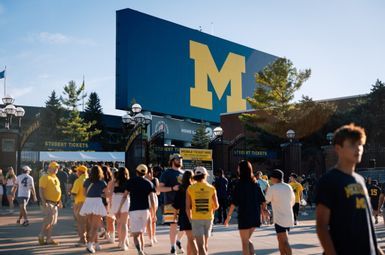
[190,40,246,112]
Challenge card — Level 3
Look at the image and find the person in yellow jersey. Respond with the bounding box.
[71,165,89,246]
[288,173,303,225]
[38,161,62,245]
[186,166,219,255]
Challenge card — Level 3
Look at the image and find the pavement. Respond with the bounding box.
[0,206,385,255]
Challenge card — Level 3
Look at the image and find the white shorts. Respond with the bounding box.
[129,209,150,233]
[111,193,130,214]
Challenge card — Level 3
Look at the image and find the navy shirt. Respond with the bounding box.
[159,168,184,205]
[125,176,155,211]
[213,176,228,199]
[83,179,107,198]
[315,169,378,255]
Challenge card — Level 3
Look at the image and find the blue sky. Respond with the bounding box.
[0,0,384,115]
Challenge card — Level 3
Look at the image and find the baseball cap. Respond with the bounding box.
[194,166,209,176]
[76,165,88,173]
[22,165,32,172]
[169,153,183,161]
[136,164,148,174]
[48,161,60,169]
[270,169,284,181]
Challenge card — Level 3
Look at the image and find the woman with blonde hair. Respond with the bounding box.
[5,167,17,212]
[111,166,130,251]
[80,165,107,254]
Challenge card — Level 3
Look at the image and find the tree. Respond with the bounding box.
[59,80,101,142]
[191,123,211,149]
[40,90,64,140]
[84,92,103,132]
[241,57,336,139]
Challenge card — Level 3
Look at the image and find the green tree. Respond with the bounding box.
[84,92,103,130]
[241,58,335,139]
[191,123,211,149]
[40,90,64,140]
[60,81,101,142]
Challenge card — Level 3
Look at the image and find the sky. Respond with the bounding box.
[0,0,384,116]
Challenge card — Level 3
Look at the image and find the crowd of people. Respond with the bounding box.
[0,123,385,254]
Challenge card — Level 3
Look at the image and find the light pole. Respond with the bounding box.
[0,94,25,173]
[122,103,152,171]
[281,129,301,178]
[211,126,224,174]
[286,129,295,143]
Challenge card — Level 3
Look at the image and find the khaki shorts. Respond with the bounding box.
[191,219,213,237]
[43,202,58,226]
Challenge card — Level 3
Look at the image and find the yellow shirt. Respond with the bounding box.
[71,174,87,204]
[39,173,61,202]
[289,182,304,203]
[187,182,216,220]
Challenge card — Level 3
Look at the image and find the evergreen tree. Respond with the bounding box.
[59,80,101,142]
[84,92,103,129]
[191,123,211,149]
[40,90,64,141]
[241,57,335,139]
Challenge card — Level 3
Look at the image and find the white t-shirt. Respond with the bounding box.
[265,182,295,228]
[16,173,34,198]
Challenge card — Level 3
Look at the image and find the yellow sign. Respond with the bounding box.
[189,40,246,112]
[180,148,212,161]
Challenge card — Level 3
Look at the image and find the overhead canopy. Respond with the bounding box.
[39,151,125,162]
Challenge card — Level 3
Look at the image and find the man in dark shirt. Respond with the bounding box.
[369,180,382,224]
[212,169,228,224]
[158,154,183,255]
[315,124,384,255]
[120,164,155,255]
[56,165,68,208]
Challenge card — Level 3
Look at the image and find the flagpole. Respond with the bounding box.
[82,75,85,111]
[4,65,6,97]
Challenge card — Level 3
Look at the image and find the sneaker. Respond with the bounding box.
[108,233,115,243]
[176,241,184,254]
[46,239,59,245]
[153,237,158,243]
[22,220,29,226]
[86,243,95,254]
[294,220,298,225]
[171,246,177,255]
[38,236,45,245]
[94,243,101,251]
[122,244,128,251]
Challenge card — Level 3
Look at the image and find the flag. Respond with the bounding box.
[0,70,4,79]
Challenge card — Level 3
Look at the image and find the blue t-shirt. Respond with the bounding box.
[83,179,107,198]
[159,168,184,205]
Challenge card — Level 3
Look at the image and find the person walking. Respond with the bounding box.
[173,170,198,254]
[186,166,219,255]
[213,169,228,224]
[158,154,183,254]
[224,161,267,255]
[111,166,130,251]
[5,167,17,212]
[101,165,115,243]
[265,169,295,255]
[12,165,37,226]
[316,124,384,255]
[288,173,303,225]
[38,161,62,245]
[71,165,89,246]
[145,166,160,246]
[0,168,4,209]
[118,164,156,255]
[80,165,108,253]
[368,180,382,224]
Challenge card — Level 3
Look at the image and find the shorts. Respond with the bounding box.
[129,209,150,233]
[275,224,290,233]
[163,204,177,224]
[17,196,30,206]
[371,200,379,211]
[111,193,130,214]
[43,202,59,226]
[191,219,213,237]
[6,186,13,195]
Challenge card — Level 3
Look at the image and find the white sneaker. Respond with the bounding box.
[86,243,95,254]
[108,233,115,243]
[94,243,101,251]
